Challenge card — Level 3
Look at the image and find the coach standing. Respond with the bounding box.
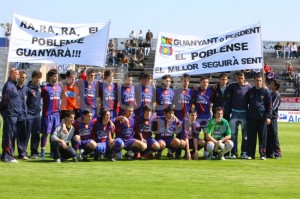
[0,68,21,163]
[247,74,272,160]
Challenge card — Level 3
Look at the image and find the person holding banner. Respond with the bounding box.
[75,68,99,118]
[155,74,174,117]
[226,72,252,159]
[26,70,42,159]
[40,69,62,159]
[0,68,21,163]
[98,69,119,119]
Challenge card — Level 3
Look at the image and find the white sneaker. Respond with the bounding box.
[246,156,252,160]
[230,155,237,159]
[220,156,226,160]
[6,159,18,163]
[241,152,248,159]
[260,156,266,160]
[54,159,61,163]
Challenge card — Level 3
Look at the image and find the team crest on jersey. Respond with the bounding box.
[79,127,92,136]
[97,131,108,139]
[196,95,209,104]
[122,128,133,135]
[159,95,173,104]
[49,90,60,100]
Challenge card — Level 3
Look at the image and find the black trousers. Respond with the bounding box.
[247,118,267,159]
[50,141,77,160]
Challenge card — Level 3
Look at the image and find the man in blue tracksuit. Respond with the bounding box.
[247,74,272,160]
[0,68,22,163]
[26,70,43,159]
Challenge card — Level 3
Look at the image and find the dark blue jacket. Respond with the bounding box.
[26,81,42,117]
[247,87,272,120]
[0,80,22,117]
[17,84,28,121]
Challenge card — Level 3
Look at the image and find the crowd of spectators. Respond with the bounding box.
[106,29,153,70]
[274,42,300,59]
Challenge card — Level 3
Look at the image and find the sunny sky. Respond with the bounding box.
[1,0,300,41]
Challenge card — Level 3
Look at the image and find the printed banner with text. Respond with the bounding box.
[8,13,110,67]
[153,23,263,79]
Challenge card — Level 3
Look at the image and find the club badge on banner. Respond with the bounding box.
[8,13,110,67]
[153,23,263,79]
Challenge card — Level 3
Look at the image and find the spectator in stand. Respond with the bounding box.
[138,52,145,67]
[131,39,137,55]
[124,40,131,55]
[137,30,144,44]
[129,30,136,45]
[287,62,294,78]
[291,42,298,58]
[266,68,275,85]
[274,42,282,58]
[146,29,153,43]
[263,62,271,76]
[123,55,129,67]
[117,50,125,66]
[143,40,151,56]
[108,39,115,52]
[107,50,118,66]
[283,42,291,59]
[129,54,138,70]
[138,40,144,54]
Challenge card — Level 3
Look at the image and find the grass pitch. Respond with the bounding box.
[0,123,299,199]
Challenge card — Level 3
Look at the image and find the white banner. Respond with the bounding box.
[8,13,110,67]
[153,23,263,79]
[278,111,300,123]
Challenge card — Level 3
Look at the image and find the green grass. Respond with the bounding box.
[0,123,300,199]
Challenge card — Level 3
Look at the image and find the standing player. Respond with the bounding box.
[226,72,252,159]
[40,69,61,159]
[50,110,77,163]
[0,68,21,163]
[73,109,97,160]
[247,74,272,160]
[174,73,195,121]
[205,107,234,160]
[119,73,136,115]
[91,110,124,161]
[152,106,182,159]
[60,70,80,120]
[155,74,174,117]
[212,73,230,121]
[16,71,29,160]
[134,105,160,159]
[176,109,206,160]
[267,79,281,159]
[114,105,147,160]
[75,68,98,118]
[98,69,119,119]
[134,72,155,118]
[26,70,42,159]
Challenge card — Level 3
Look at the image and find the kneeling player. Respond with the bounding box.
[114,105,147,160]
[176,109,206,160]
[205,107,234,160]
[73,109,97,160]
[50,110,77,163]
[134,105,160,159]
[153,106,182,159]
[91,110,124,161]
